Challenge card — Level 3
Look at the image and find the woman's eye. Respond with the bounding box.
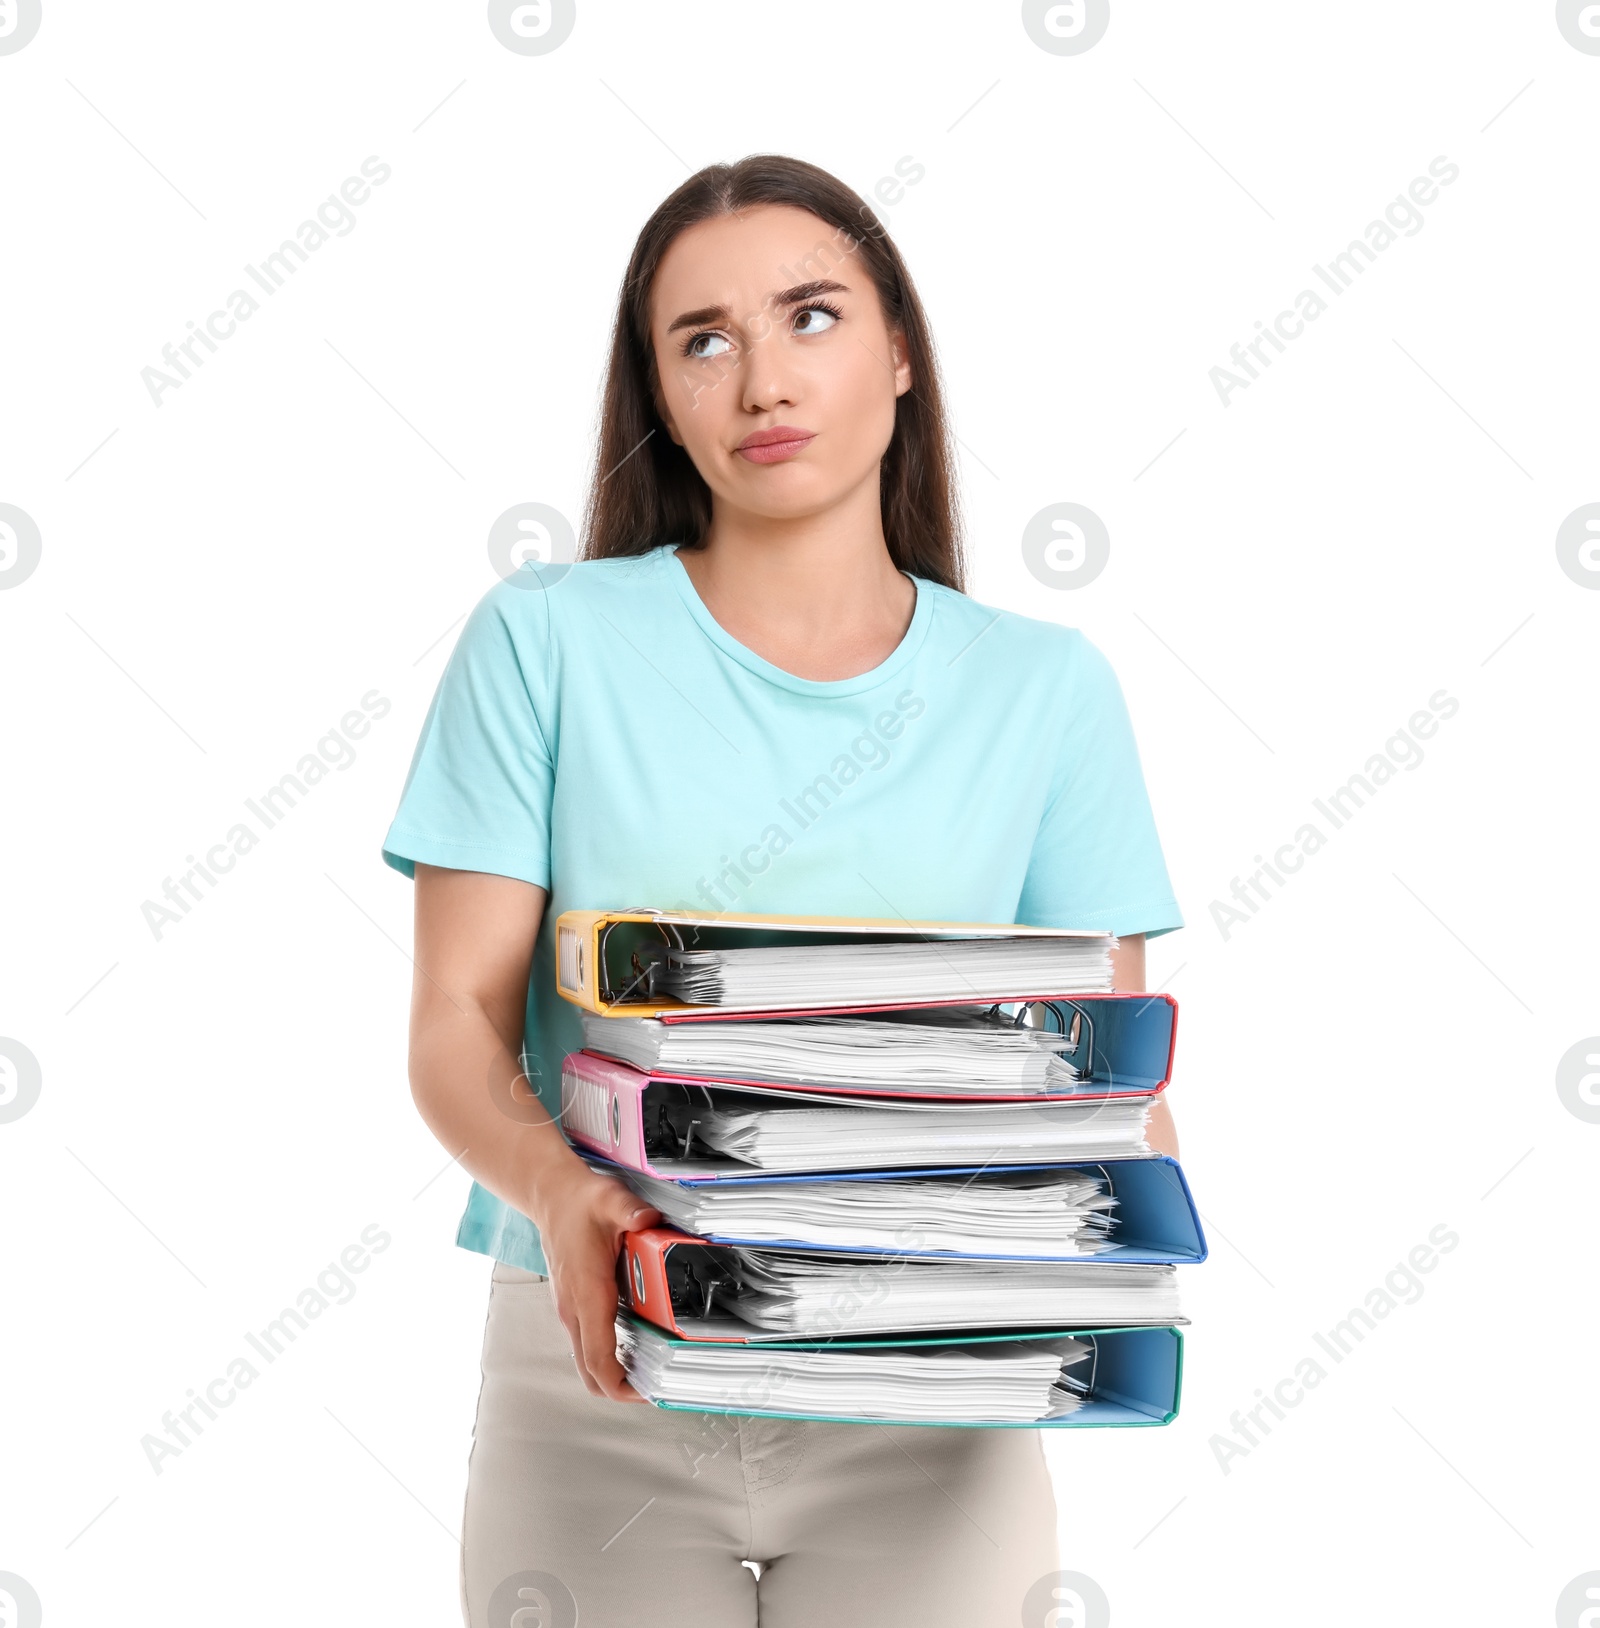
[793,305,839,335]
[688,331,733,359]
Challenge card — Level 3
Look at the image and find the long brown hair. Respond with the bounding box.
[578,154,966,593]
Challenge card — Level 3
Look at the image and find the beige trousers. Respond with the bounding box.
[460,1261,1061,1627]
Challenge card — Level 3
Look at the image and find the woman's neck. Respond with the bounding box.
[676,502,917,682]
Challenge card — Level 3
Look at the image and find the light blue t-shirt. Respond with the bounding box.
[382,543,1183,1271]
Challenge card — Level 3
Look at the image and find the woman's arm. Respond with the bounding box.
[408,863,660,1402]
[1109,933,1180,1160]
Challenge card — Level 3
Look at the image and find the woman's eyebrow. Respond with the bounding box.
[666,279,851,335]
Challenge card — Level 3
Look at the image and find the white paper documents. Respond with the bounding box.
[659,1095,1151,1171]
[676,1249,1179,1336]
[611,1167,1117,1256]
[617,1319,1094,1422]
[582,1008,1086,1093]
[648,936,1114,1008]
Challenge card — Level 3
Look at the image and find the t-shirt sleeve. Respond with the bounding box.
[381,583,555,888]
[1016,632,1184,940]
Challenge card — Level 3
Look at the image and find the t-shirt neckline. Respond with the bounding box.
[662,544,934,696]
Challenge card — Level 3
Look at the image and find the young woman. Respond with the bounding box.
[383,154,1183,1628]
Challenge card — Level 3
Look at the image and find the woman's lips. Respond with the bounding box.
[735,430,815,464]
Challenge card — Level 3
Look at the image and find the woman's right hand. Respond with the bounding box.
[404,867,661,1401]
[529,1156,662,1403]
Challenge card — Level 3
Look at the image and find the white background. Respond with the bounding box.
[2,2,1596,1624]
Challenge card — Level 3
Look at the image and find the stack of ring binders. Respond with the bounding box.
[554,907,1203,1429]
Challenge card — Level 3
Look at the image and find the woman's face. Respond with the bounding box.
[647,203,913,526]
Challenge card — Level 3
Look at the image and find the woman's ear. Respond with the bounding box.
[890,328,914,399]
